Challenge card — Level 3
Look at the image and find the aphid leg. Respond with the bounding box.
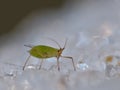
[23,55,31,70]
[39,59,44,70]
[57,57,60,71]
[61,56,76,71]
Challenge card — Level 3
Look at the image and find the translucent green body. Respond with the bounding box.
[29,45,59,59]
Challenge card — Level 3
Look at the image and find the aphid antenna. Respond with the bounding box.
[47,38,61,49]
[63,38,68,49]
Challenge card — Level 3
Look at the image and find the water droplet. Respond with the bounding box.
[77,62,89,71]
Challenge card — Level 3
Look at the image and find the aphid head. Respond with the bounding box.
[58,38,68,55]
[49,38,68,55]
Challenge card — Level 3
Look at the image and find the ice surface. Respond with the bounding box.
[1,0,120,90]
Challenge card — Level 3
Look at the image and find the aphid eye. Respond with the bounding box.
[58,50,60,52]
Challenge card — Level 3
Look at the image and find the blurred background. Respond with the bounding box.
[0,0,66,35]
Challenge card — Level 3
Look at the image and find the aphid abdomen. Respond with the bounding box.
[29,45,58,58]
[29,48,43,58]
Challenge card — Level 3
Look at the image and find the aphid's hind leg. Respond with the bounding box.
[23,55,31,70]
[61,56,76,71]
[39,59,44,70]
[57,57,60,71]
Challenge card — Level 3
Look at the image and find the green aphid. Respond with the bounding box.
[23,39,76,71]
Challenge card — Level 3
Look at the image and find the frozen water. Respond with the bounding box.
[1,0,120,90]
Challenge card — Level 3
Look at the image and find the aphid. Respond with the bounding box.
[23,39,76,71]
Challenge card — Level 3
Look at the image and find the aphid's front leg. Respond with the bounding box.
[39,59,44,70]
[57,57,60,71]
[23,55,31,70]
[61,56,76,71]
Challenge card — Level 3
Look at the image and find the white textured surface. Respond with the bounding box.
[0,0,120,90]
